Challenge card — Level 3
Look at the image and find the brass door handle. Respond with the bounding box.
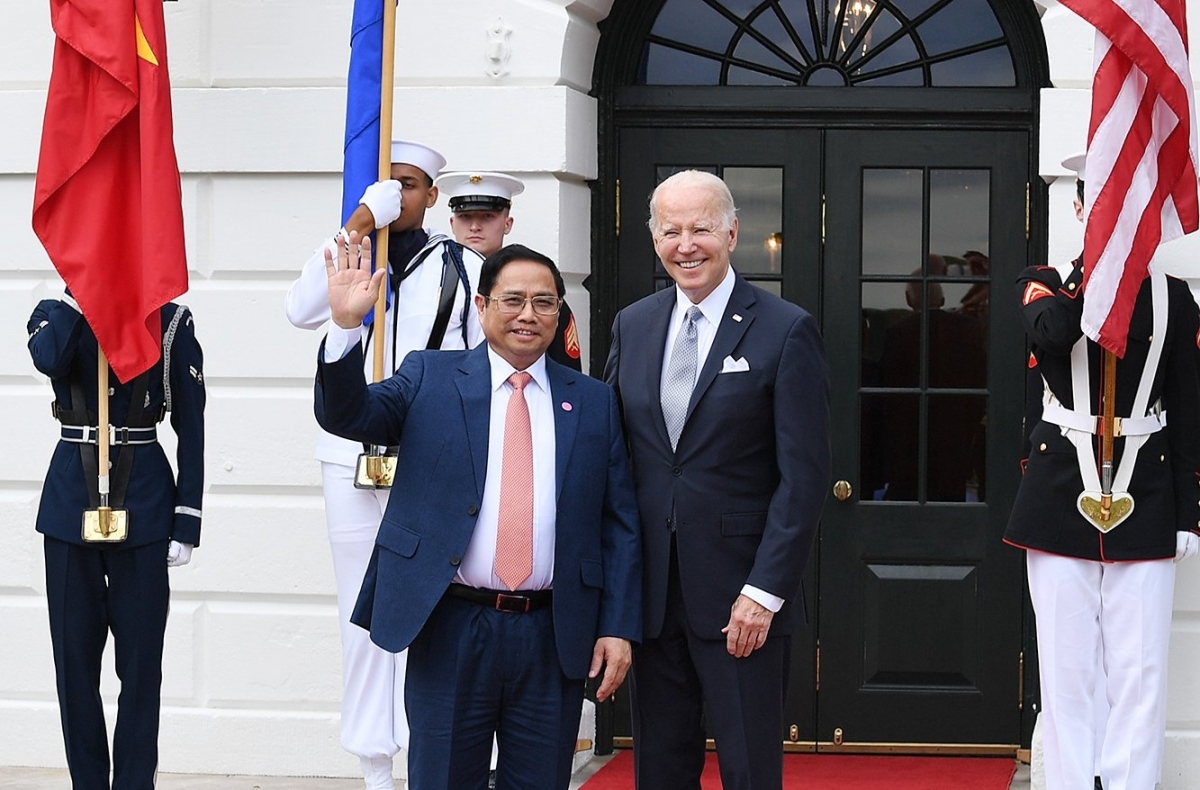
[833,480,853,501]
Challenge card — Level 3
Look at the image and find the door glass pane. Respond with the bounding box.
[861,393,919,501]
[861,282,912,385]
[930,170,989,268]
[927,394,987,502]
[725,167,783,275]
[862,169,922,276]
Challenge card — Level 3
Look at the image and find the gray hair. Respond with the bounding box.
[647,170,738,235]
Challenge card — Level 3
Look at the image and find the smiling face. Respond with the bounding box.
[475,259,558,370]
[651,183,738,304]
[450,209,513,257]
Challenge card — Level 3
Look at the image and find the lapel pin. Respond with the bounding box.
[561,402,573,412]
[732,314,743,322]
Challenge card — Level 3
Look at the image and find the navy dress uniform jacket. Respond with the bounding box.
[1005,262,1200,561]
[28,298,206,547]
[314,342,642,680]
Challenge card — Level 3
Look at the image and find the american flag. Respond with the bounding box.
[1061,0,1199,357]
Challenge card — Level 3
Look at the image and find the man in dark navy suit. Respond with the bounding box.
[315,237,641,790]
[28,293,205,790]
[605,170,831,790]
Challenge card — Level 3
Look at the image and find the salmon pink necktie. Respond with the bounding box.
[494,372,534,590]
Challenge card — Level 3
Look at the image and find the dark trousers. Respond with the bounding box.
[44,537,169,790]
[631,544,789,790]
[405,593,585,790]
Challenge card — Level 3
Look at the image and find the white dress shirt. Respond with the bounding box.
[457,348,557,590]
[662,266,784,614]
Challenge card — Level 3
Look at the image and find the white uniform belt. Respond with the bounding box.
[60,425,158,445]
[1041,402,1166,437]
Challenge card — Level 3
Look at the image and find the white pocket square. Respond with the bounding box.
[720,355,750,373]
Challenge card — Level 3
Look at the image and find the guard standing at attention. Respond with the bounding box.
[1005,152,1200,790]
[285,139,483,790]
[29,292,205,789]
[435,170,583,371]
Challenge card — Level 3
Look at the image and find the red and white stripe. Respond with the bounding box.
[1061,0,1199,357]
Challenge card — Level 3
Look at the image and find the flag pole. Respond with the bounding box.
[358,0,398,489]
[83,349,127,542]
[1098,349,1117,520]
[371,0,396,385]
[97,352,112,529]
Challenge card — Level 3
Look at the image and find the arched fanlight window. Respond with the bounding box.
[639,0,1016,86]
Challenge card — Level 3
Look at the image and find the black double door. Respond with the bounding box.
[609,125,1029,750]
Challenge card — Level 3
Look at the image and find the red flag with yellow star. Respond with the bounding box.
[32,0,188,382]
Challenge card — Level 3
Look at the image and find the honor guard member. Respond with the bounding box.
[285,140,484,790]
[1006,152,1200,790]
[435,170,583,371]
[28,292,205,790]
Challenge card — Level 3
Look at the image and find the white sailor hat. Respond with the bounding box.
[390,140,447,181]
[434,171,525,212]
[1061,151,1086,181]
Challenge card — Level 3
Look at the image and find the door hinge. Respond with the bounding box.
[815,640,821,690]
[1025,182,1030,241]
[1018,650,1025,710]
[615,178,621,238]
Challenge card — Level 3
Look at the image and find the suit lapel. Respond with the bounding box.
[643,289,677,450]
[455,345,492,501]
[548,361,578,504]
[687,275,756,419]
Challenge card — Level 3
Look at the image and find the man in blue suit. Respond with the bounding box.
[315,237,642,790]
[605,170,830,790]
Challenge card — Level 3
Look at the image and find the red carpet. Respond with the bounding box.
[581,750,1016,789]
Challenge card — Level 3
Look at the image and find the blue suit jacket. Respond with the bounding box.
[315,342,642,680]
[605,273,831,641]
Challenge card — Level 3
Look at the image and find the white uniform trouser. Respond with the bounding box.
[1028,551,1175,790]
[322,463,408,761]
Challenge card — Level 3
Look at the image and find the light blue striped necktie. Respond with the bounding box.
[660,306,702,450]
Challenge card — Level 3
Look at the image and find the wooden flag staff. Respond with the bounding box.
[357,0,398,490]
[1098,350,1117,520]
[82,350,128,541]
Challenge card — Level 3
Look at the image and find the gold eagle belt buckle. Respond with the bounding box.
[1076,491,1135,533]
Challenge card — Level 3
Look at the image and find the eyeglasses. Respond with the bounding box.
[485,294,562,316]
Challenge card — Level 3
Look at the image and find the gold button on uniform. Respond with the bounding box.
[1068,282,1076,290]
[1039,443,1047,452]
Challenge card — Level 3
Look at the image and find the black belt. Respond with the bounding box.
[446,583,552,613]
[60,425,158,445]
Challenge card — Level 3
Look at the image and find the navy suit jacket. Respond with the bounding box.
[315,342,642,680]
[605,274,831,641]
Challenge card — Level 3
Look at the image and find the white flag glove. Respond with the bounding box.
[167,540,194,567]
[1175,531,1199,563]
[359,179,403,229]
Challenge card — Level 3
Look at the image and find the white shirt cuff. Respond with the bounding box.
[323,324,361,363]
[741,584,784,613]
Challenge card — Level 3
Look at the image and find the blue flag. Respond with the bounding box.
[341,0,389,226]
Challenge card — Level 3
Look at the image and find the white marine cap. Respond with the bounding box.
[390,140,447,181]
[433,171,526,212]
[1061,151,1086,181]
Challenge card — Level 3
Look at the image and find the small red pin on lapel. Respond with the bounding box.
[561,402,573,411]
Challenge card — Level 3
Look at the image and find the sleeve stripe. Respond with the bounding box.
[175,506,202,519]
[1023,282,1054,305]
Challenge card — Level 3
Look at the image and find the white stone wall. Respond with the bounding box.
[0,0,610,777]
[4,0,1200,781]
